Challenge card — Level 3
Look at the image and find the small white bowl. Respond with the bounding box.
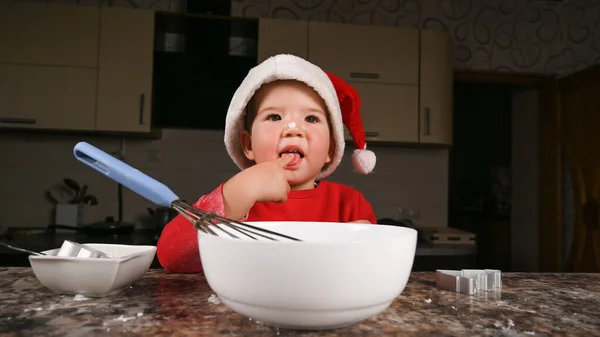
[198,221,417,330]
[29,243,156,297]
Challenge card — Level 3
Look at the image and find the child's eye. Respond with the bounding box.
[305,115,319,123]
[267,114,282,121]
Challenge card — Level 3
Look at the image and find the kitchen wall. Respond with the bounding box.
[0,130,448,228]
[232,0,600,76]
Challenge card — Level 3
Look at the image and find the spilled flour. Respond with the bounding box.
[496,300,536,314]
[248,317,264,325]
[73,294,90,301]
[104,313,144,325]
[494,319,515,331]
[23,307,43,312]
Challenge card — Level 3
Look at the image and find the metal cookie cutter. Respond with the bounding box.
[436,269,502,295]
[56,240,111,258]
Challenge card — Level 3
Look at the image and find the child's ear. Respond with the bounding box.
[240,130,255,161]
[326,138,334,163]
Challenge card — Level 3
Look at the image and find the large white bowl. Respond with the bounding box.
[198,221,417,330]
[29,243,156,297]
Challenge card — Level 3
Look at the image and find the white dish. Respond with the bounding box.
[29,243,156,297]
[198,221,417,330]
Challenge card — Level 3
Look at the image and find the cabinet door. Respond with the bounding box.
[344,82,419,143]
[308,22,418,85]
[419,29,453,145]
[0,1,99,67]
[96,7,154,133]
[258,18,308,63]
[0,64,97,131]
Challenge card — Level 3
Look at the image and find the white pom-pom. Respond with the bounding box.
[352,149,376,174]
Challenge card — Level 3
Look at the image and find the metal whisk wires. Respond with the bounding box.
[171,200,302,241]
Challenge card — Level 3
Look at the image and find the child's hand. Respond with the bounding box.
[246,154,298,203]
[222,154,297,220]
[349,220,372,224]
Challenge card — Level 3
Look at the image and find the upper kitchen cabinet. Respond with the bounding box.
[96,6,155,133]
[308,21,419,85]
[258,18,308,63]
[419,29,453,145]
[0,1,100,67]
[347,82,419,143]
[0,64,97,131]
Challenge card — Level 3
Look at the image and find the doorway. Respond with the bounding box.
[559,64,600,272]
[451,70,560,272]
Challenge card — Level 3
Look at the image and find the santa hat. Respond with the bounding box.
[224,54,376,179]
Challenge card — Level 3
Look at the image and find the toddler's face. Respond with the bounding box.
[241,80,332,189]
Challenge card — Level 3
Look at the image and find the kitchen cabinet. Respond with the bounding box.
[419,29,453,145]
[344,82,419,143]
[257,18,308,63]
[308,21,419,85]
[0,1,100,67]
[0,2,155,134]
[258,18,453,146]
[0,64,97,131]
[96,7,155,133]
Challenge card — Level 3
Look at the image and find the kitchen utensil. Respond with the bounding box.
[45,190,59,205]
[435,269,502,295]
[199,221,418,329]
[74,184,88,204]
[29,243,156,296]
[0,240,111,258]
[63,178,81,198]
[47,179,85,204]
[56,240,111,258]
[72,142,300,242]
[0,242,45,256]
[82,194,98,206]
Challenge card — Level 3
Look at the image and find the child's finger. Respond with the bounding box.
[284,169,299,183]
[277,153,295,166]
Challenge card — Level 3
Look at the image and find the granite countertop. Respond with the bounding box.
[1,268,598,336]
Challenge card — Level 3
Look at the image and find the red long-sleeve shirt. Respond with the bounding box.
[156,180,377,273]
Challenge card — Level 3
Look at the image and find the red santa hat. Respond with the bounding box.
[224,54,376,179]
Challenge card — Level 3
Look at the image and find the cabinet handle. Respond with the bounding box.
[365,131,379,138]
[424,107,431,136]
[139,94,146,125]
[0,117,36,125]
[350,72,380,79]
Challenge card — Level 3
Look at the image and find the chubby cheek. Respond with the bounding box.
[308,129,332,163]
[250,125,280,162]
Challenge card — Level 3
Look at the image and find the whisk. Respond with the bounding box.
[72,142,301,242]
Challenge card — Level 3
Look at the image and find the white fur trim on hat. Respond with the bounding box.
[224,54,345,179]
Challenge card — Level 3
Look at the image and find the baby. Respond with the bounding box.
[157,54,378,273]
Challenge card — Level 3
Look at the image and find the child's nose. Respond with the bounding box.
[282,121,305,138]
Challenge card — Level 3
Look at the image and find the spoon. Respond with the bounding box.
[0,242,45,256]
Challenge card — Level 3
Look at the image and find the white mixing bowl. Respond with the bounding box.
[29,243,156,297]
[198,221,417,330]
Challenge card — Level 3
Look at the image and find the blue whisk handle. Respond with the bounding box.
[73,142,179,207]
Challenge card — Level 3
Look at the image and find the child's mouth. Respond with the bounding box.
[279,149,304,158]
[279,148,304,167]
